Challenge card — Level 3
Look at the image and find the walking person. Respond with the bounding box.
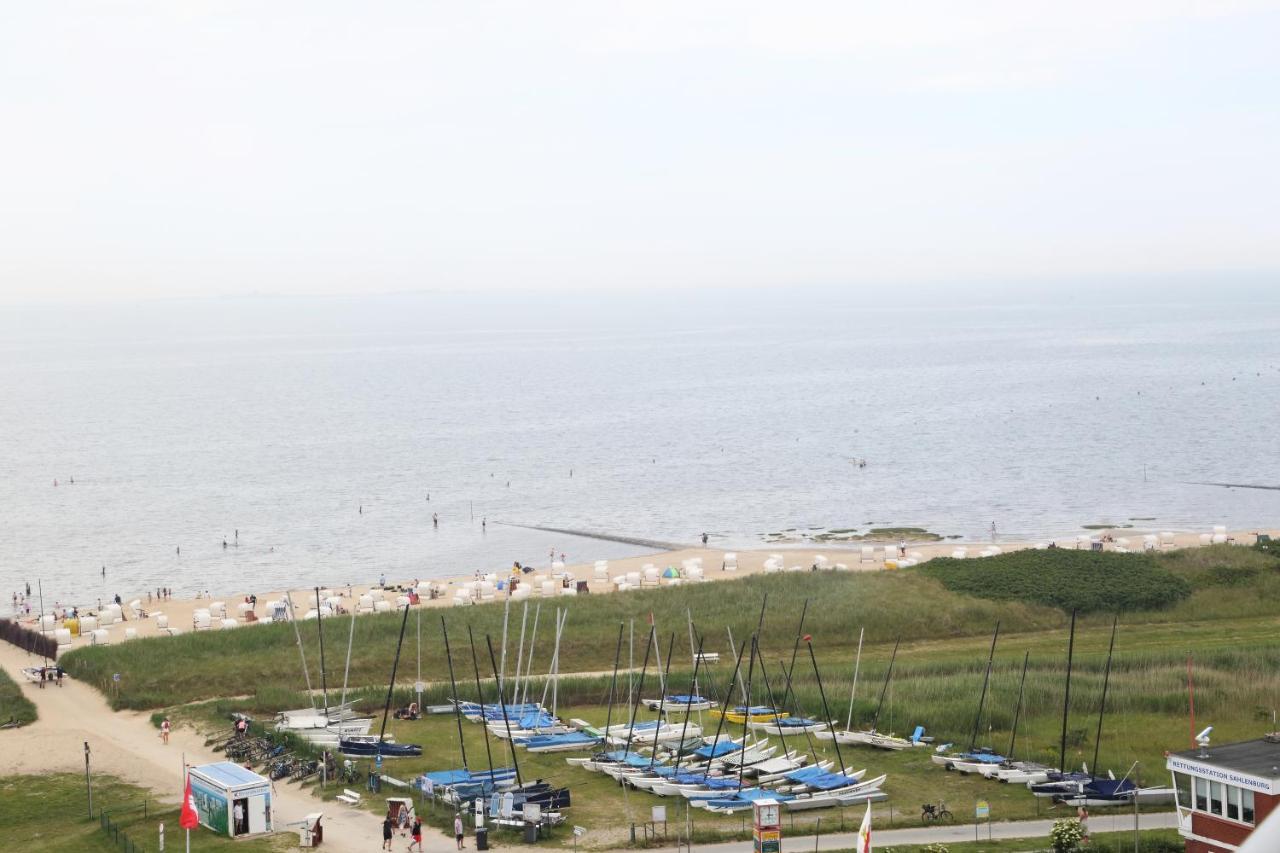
[433,513,438,528]
[382,815,394,851]
[454,813,466,849]
[408,816,423,852]
[160,717,171,744]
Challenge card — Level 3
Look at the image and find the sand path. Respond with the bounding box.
[0,640,456,852]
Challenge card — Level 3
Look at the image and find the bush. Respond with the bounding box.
[1050,818,1085,852]
[918,550,1192,613]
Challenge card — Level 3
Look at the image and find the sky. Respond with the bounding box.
[1,1,1279,303]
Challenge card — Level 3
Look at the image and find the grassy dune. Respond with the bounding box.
[61,545,1278,718]
[0,667,37,727]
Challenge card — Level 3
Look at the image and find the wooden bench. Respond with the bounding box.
[335,789,361,805]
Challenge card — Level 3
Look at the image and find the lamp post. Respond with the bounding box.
[84,741,92,817]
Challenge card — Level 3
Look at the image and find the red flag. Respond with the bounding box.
[179,773,199,830]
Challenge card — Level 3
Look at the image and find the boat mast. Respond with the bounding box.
[737,636,758,793]
[870,636,900,733]
[284,592,317,713]
[845,627,865,732]
[485,635,524,787]
[601,624,625,749]
[967,620,1001,754]
[520,603,541,708]
[649,633,677,769]
[497,596,511,704]
[1008,650,1030,761]
[673,634,705,775]
[466,626,497,781]
[1090,617,1119,779]
[512,601,529,710]
[702,633,749,781]
[807,635,847,775]
[338,605,357,715]
[315,587,329,721]
[778,599,809,713]
[622,627,655,758]
[440,617,469,772]
[1059,609,1078,774]
[375,602,411,750]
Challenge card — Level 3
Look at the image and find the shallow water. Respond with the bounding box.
[3,289,1278,604]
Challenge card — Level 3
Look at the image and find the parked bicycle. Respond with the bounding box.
[921,801,953,823]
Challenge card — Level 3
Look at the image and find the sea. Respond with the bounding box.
[3,284,1279,606]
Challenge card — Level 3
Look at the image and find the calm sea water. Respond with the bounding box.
[3,288,1278,605]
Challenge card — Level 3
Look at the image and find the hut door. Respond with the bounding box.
[249,795,267,834]
[232,798,249,835]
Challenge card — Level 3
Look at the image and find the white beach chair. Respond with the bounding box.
[950,548,967,559]
[193,609,212,630]
[55,627,72,649]
[79,615,98,633]
[643,566,659,586]
[357,594,375,614]
[1213,525,1227,536]
[834,562,849,571]
[1199,533,1213,546]
[722,552,738,572]
[1212,534,1227,545]
[91,628,111,645]
[687,566,705,582]
[221,618,238,629]
[860,546,876,564]
[374,600,391,613]
[154,614,168,631]
[1143,535,1158,551]
[594,561,609,581]
[540,580,555,598]
[209,601,226,618]
[626,571,641,586]
[559,586,578,596]
[1160,532,1176,549]
[763,560,780,575]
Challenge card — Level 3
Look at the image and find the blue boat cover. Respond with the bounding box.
[693,740,740,759]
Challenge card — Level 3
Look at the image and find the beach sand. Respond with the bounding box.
[15,526,1274,652]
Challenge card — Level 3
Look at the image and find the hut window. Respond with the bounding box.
[1194,777,1209,811]
[1209,781,1224,816]
[1173,773,1192,809]
[1242,788,1255,824]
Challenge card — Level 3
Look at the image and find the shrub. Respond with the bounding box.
[918,550,1192,613]
[1050,818,1085,852]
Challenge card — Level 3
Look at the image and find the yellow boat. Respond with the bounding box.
[709,707,790,725]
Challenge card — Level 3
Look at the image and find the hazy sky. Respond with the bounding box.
[2,1,1278,302]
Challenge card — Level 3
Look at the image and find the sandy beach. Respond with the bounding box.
[11,526,1274,652]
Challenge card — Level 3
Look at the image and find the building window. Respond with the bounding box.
[1173,772,1192,810]
[1210,781,1224,816]
[1242,788,1255,825]
[1226,785,1240,821]
[1195,777,1209,811]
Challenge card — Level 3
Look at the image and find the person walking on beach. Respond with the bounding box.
[454,813,465,849]
[990,521,998,541]
[409,817,423,852]
[433,513,438,528]
[382,815,394,851]
[701,532,708,546]
[482,517,486,531]
[160,717,171,744]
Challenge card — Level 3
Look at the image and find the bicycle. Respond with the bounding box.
[921,801,953,823]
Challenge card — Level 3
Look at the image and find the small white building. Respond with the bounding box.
[188,761,274,838]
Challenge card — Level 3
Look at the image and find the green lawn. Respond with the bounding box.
[0,667,37,727]
[0,774,294,852]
